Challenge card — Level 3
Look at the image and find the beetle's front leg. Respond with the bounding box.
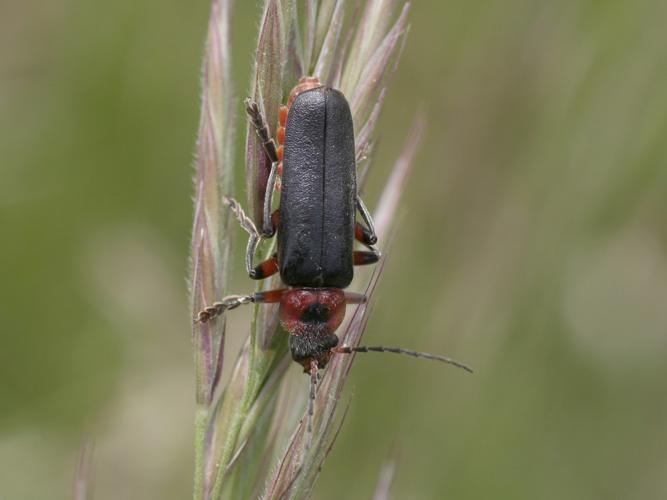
[196,288,287,323]
[344,292,367,304]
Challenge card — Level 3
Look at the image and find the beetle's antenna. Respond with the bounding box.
[332,346,473,373]
[277,362,316,500]
[281,361,317,500]
[307,359,318,447]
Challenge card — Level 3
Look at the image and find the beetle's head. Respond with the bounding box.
[279,288,346,371]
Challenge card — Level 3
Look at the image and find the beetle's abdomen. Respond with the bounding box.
[278,87,356,288]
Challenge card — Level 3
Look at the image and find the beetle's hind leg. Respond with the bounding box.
[355,196,380,264]
[356,196,378,246]
[245,98,285,237]
[262,161,280,237]
[244,98,279,164]
[355,222,378,248]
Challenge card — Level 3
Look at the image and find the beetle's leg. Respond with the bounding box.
[245,214,280,278]
[250,254,279,280]
[353,250,380,266]
[244,98,279,164]
[355,222,377,248]
[353,212,381,263]
[262,162,280,236]
[223,197,279,278]
[196,294,254,323]
[224,196,260,236]
[196,288,286,323]
[275,107,286,174]
[245,99,283,235]
[356,196,378,245]
[268,210,280,235]
[223,197,262,277]
[344,292,367,304]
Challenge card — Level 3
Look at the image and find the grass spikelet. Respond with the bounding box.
[189,0,235,498]
[190,1,419,498]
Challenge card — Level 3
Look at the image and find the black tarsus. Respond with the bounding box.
[244,98,279,164]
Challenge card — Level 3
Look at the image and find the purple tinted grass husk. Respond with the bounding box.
[190,1,418,498]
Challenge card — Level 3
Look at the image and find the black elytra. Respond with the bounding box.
[196,79,472,390]
[278,87,356,289]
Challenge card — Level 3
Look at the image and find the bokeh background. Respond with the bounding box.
[2,0,667,498]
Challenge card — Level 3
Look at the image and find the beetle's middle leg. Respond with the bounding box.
[224,197,279,279]
[250,254,279,280]
[353,251,380,266]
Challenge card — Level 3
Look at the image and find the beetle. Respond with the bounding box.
[197,77,471,413]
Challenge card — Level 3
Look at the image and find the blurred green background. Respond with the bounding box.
[2,0,667,498]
